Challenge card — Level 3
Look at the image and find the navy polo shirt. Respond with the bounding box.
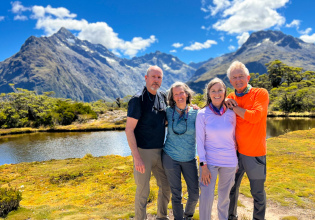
[127,87,167,149]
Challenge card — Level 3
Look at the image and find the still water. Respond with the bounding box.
[0,118,314,165]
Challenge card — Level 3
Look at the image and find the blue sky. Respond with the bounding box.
[0,0,315,64]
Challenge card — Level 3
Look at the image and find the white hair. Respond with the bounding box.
[227,61,249,79]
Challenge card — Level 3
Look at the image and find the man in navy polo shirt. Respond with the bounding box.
[125,66,171,220]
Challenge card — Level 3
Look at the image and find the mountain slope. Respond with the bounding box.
[0,28,195,101]
[187,30,315,93]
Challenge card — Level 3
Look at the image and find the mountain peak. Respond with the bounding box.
[244,30,285,46]
[53,27,75,39]
[244,30,302,49]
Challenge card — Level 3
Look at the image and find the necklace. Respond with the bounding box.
[172,106,189,135]
[147,90,155,101]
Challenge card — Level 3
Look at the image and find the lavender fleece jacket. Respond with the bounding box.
[196,107,238,167]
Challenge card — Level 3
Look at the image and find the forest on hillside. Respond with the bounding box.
[249,60,315,112]
[0,60,314,129]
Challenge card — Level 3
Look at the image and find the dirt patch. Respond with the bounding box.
[146,194,315,220]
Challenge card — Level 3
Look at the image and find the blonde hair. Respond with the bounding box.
[204,78,226,107]
[168,82,194,108]
[227,60,249,79]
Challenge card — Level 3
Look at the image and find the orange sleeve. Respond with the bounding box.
[244,89,269,124]
[227,92,235,99]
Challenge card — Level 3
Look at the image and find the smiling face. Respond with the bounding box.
[209,82,225,109]
[229,68,250,93]
[145,67,163,94]
[172,86,188,109]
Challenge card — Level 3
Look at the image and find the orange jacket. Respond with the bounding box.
[227,88,269,156]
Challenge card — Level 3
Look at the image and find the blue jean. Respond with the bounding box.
[162,151,199,220]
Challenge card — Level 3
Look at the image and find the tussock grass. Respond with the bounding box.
[238,128,315,209]
[0,129,314,219]
[281,216,299,220]
[268,111,315,117]
[0,119,125,138]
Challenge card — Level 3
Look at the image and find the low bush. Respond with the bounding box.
[49,172,84,184]
[0,187,22,217]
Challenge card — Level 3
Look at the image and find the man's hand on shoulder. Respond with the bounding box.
[225,98,238,110]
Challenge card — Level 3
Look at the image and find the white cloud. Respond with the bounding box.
[11,1,30,14]
[300,28,312,35]
[220,36,224,41]
[203,0,289,34]
[237,32,250,46]
[10,2,157,57]
[172,43,183,48]
[14,15,28,21]
[201,25,211,31]
[300,33,315,44]
[228,45,236,51]
[120,35,157,57]
[170,49,177,53]
[285,19,312,35]
[286,19,300,28]
[0,16,4,21]
[209,0,231,16]
[184,40,217,51]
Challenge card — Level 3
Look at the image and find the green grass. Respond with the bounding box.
[0,129,314,219]
[238,128,315,209]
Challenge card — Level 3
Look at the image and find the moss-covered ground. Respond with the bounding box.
[0,129,314,219]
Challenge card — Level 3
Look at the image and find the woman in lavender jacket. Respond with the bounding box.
[196,78,237,220]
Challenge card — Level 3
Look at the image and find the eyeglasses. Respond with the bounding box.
[172,108,188,135]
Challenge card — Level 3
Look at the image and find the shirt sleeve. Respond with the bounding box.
[196,110,206,163]
[231,111,237,150]
[127,96,142,120]
[244,89,269,124]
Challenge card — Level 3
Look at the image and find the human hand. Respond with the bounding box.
[190,104,200,110]
[134,157,145,174]
[201,166,211,186]
[225,98,238,109]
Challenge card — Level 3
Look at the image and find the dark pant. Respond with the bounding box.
[229,152,266,220]
[162,152,199,220]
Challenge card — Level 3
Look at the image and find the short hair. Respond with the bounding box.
[146,65,163,76]
[226,61,249,79]
[167,82,194,108]
[204,77,226,107]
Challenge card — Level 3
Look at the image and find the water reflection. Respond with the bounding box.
[0,118,314,165]
[266,118,315,138]
[0,131,130,165]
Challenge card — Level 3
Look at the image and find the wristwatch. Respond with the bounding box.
[200,162,207,167]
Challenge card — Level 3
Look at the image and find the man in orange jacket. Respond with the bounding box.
[225,61,269,220]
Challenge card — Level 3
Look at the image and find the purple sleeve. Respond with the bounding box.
[196,110,206,163]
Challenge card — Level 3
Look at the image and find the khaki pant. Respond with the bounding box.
[134,148,171,220]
